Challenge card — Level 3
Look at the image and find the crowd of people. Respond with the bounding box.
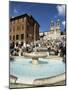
[42,38,66,57]
[10,37,66,58]
[10,41,37,56]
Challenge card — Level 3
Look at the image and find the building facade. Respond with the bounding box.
[9,14,40,46]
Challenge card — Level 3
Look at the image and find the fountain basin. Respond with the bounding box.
[23,52,47,58]
[23,52,47,64]
[33,73,65,86]
[10,56,65,87]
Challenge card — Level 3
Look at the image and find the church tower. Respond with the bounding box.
[56,19,60,33]
[50,20,54,33]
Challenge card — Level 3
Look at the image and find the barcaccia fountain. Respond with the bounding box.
[10,44,65,88]
[23,45,47,64]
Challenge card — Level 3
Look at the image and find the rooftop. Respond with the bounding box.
[10,13,40,26]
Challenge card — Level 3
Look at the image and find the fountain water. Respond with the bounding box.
[10,56,65,86]
[24,43,47,64]
[18,49,21,56]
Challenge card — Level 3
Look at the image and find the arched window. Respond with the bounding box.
[16,35,19,40]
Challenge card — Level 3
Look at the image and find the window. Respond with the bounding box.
[27,34,28,38]
[17,25,20,31]
[21,34,24,39]
[16,35,19,40]
[13,35,15,40]
[21,42,23,46]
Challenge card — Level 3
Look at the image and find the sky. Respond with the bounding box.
[9,1,66,32]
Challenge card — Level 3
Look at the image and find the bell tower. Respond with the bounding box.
[50,20,54,33]
[56,19,60,33]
